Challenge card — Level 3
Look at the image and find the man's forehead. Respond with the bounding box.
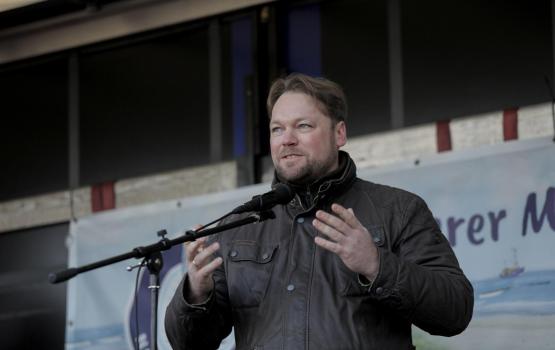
[270,92,329,122]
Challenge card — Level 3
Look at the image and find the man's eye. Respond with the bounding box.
[298,123,312,129]
[271,127,283,134]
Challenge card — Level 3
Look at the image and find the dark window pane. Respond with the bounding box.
[0,57,68,200]
[403,0,553,125]
[221,19,234,160]
[80,26,211,185]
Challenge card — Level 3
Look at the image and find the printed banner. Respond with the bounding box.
[65,137,555,350]
[358,137,555,350]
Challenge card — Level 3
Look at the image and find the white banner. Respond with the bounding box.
[65,137,555,350]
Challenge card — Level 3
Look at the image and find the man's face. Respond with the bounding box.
[269,92,346,184]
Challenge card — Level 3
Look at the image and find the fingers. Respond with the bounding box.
[314,236,341,254]
[330,203,364,230]
[312,203,369,250]
[313,205,379,278]
[185,237,207,263]
[197,256,223,275]
[315,207,350,232]
[182,226,223,303]
[184,236,222,303]
[313,203,363,239]
[192,241,220,268]
[313,215,345,243]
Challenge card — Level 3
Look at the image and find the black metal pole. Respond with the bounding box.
[150,271,159,350]
[49,210,275,284]
[146,251,163,350]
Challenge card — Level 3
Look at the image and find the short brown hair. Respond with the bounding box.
[267,73,347,124]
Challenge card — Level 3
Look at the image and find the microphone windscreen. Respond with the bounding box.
[272,183,295,205]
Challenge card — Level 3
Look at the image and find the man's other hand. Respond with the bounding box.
[313,203,379,282]
[185,233,223,304]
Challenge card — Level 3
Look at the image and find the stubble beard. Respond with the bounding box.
[275,147,338,185]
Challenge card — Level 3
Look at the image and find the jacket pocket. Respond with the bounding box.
[226,241,278,308]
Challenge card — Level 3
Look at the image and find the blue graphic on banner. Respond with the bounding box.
[474,269,555,316]
[126,247,182,350]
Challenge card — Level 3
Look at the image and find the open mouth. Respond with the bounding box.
[282,154,302,159]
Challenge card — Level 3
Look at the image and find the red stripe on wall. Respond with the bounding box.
[503,108,519,141]
[91,181,115,212]
[436,120,452,152]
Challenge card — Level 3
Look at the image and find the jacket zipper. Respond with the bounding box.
[304,232,317,350]
[282,194,303,350]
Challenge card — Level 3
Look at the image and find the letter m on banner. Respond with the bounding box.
[522,187,555,236]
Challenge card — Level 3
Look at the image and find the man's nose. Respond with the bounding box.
[281,129,298,145]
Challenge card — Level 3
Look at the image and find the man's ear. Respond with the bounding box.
[335,121,347,148]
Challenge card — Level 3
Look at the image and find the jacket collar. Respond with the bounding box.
[272,150,357,209]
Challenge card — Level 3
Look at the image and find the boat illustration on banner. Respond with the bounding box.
[499,248,525,279]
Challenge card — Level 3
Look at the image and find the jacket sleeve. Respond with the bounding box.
[368,195,474,336]
[164,253,232,349]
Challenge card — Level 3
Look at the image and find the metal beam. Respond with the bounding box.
[388,0,405,129]
[209,19,223,162]
[0,0,274,65]
[68,53,79,220]
[68,53,79,191]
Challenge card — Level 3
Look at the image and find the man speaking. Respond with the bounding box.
[165,73,474,349]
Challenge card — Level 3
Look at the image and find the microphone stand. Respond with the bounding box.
[49,210,276,350]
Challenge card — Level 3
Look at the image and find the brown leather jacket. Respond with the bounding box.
[165,152,473,350]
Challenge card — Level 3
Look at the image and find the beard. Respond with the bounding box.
[275,147,338,185]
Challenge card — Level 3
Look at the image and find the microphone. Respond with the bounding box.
[231,183,294,214]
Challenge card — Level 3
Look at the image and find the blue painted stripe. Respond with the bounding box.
[232,17,253,157]
[66,324,124,342]
[287,4,322,76]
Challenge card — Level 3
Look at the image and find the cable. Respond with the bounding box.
[128,211,231,350]
[192,212,233,233]
[133,260,145,350]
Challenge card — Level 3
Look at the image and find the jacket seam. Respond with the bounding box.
[399,196,418,234]
[281,213,298,350]
[305,236,317,350]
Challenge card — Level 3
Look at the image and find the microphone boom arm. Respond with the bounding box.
[49,210,276,284]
